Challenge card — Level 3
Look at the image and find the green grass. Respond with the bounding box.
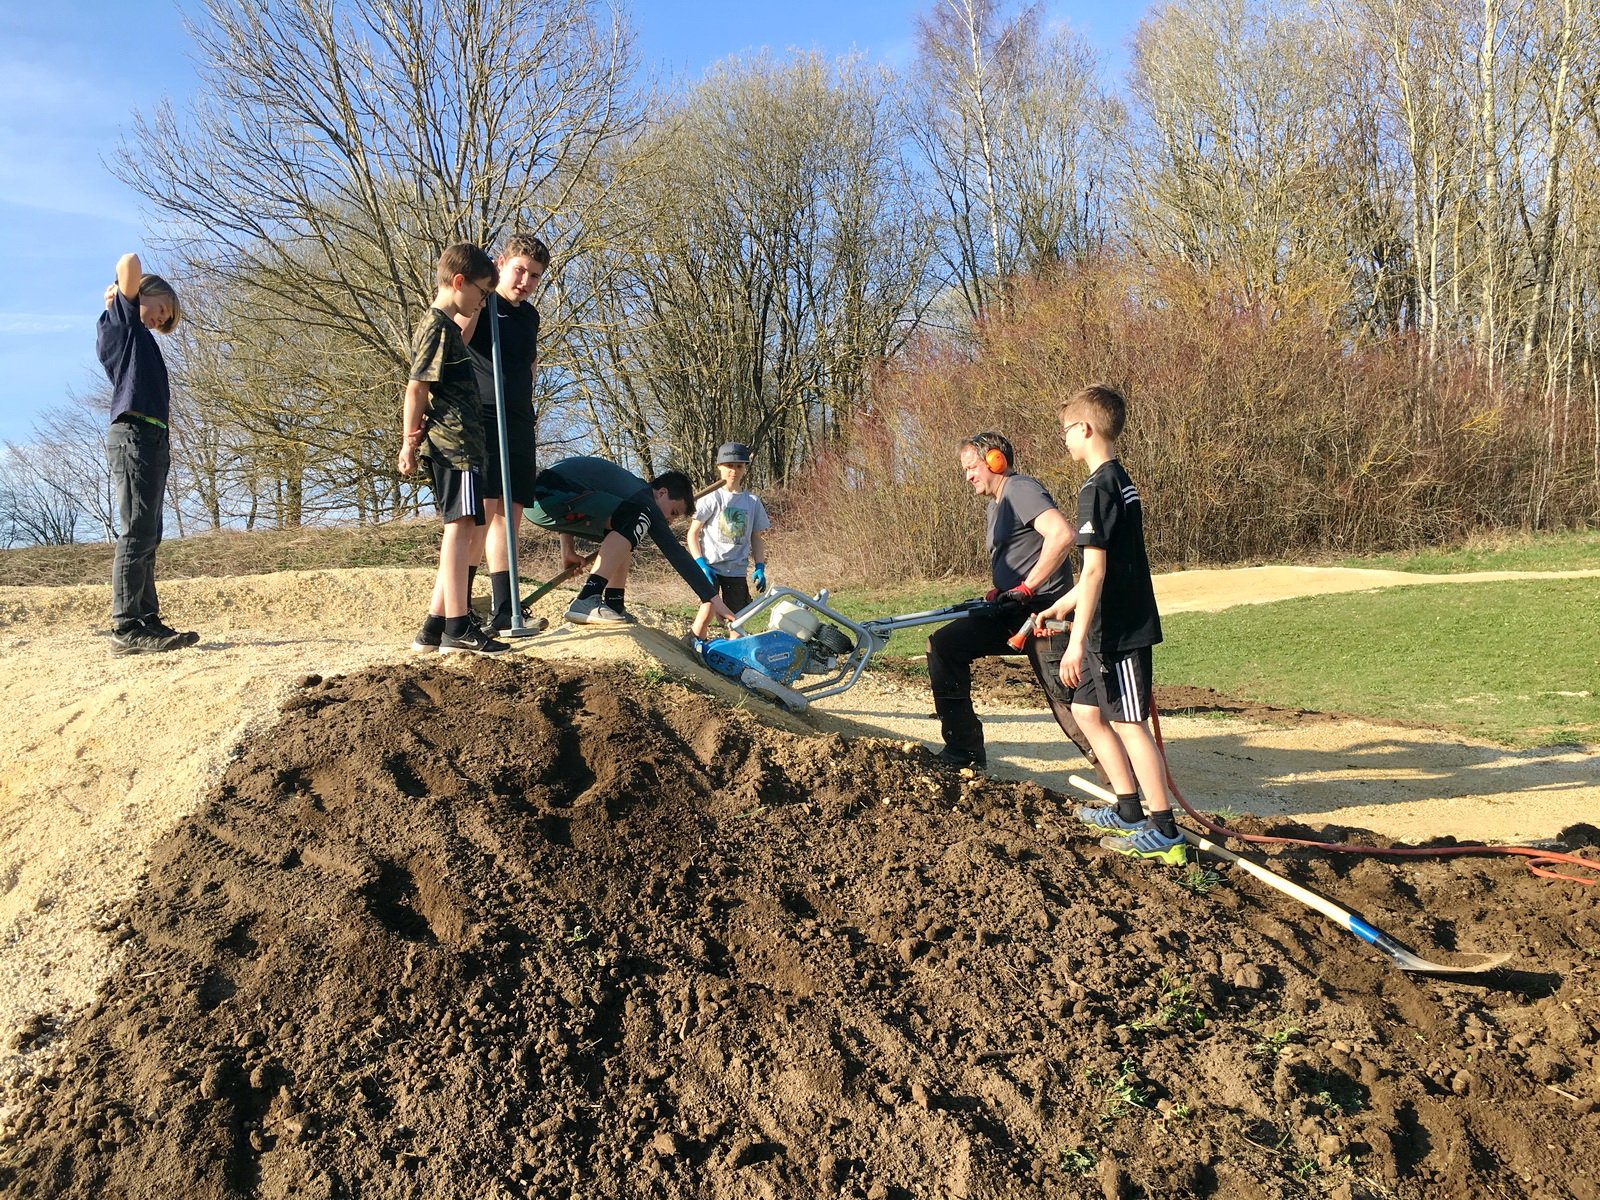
[0,521,447,586]
[1159,579,1599,747]
[689,571,1597,746]
[1333,528,1600,575]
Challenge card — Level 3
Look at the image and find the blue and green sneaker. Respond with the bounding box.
[1076,804,1143,832]
[1100,823,1187,866]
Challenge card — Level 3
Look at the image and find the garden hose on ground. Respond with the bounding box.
[1149,706,1600,886]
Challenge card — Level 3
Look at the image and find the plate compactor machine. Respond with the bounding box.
[691,587,1048,713]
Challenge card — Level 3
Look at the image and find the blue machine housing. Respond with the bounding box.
[699,630,807,685]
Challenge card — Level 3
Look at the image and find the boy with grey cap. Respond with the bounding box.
[688,442,772,614]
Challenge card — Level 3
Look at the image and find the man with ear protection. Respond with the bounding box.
[927,432,1104,779]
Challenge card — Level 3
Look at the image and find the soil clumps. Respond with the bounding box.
[2,658,1598,1200]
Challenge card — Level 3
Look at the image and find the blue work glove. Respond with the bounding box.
[695,556,716,586]
[753,562,767,592]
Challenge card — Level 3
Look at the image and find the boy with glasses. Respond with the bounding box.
[1035,385,1184,865]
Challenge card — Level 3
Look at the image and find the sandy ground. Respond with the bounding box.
[0,563,1595,1095]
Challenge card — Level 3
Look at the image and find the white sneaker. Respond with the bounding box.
[563,595,629,625]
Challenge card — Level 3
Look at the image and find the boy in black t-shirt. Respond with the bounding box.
[527,455,738,636]
[459,233,550,632]
[1035,385,1185,865]
[399,244,509,656]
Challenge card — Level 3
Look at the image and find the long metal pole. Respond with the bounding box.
[489,297,535,637]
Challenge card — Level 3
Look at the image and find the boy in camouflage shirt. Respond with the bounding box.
[398,243,508,656]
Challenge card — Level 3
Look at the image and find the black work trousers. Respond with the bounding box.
[926,605,1101,774]
[106,419,170,633]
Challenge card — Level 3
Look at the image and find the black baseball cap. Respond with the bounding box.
[715,442,751,465]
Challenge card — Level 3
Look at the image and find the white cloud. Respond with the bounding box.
[0,313,88,335]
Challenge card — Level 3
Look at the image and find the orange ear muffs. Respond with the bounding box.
[984,447,1008,473]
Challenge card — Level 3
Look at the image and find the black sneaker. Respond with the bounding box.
[110,621,195,656]
[145,619,200,648]
[411,622,443,652]
[490,602,535,634]
[440,624,511,656]
[933,746,987,770]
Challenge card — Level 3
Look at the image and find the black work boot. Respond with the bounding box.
[932,697,986,769]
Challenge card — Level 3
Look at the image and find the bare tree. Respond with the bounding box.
[116,0,646,517]
[907,0,1112,322]
[0,395,120,547]
[568,51,935,483]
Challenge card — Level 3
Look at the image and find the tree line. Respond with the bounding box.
[4,0,1597,557]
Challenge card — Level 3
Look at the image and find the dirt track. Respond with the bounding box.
[0,566,1593,1200]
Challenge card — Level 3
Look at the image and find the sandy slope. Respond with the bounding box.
[0,564,1595,1097]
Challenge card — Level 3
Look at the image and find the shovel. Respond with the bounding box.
[1069,776,1513,975]
[519,552,599,611]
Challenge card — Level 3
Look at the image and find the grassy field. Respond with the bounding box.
[1158,579,1599,747]
[1331,527,1600,574]
[727,577,1597,748]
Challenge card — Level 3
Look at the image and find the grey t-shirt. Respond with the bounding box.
[986,474,1072,600]
[693,489,770,575]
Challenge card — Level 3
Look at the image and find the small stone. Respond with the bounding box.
[296,674,322,688]
[651,1130,681,1157]
[199,1065,226,1101]
[910,1082,929,1109]
[1317,1134,1345,1156]
[1451,1071,1475,1097]
[867,1185,889,1200]
[1232,964,1265,990]
[1098,1156,1129,1200]
[898,938,929,965]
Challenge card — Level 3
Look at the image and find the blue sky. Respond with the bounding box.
[0,0,1150,443]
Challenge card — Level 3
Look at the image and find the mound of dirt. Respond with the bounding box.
[2,658,1599,1200]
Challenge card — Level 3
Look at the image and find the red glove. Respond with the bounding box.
[984,587,1001,602]
[1001,581,1036,604]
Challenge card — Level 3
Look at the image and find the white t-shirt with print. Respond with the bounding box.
[694,488,771,576]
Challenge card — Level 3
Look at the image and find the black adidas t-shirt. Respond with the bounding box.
[1074,459,1161,653]
[468,295,540,433]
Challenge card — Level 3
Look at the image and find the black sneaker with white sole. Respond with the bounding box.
[110,621,196,656]
[439,625,511,656]
[411,622,443,652]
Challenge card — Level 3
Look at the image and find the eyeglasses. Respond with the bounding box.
[1060,420,1089,440]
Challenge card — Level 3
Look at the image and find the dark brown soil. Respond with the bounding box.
[3,658,1599,1200]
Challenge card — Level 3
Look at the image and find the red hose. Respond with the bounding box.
[1150,706,1600,886]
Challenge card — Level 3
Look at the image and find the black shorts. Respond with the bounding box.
[714,574,752,613]
[480,417,539,506]
[1071,645,1154,724]
[427,460,486,525]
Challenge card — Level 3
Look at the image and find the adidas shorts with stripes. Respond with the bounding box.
[428,460,487,526]
[1072,645,1154,724]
